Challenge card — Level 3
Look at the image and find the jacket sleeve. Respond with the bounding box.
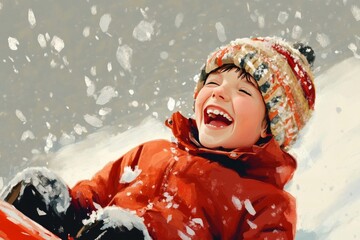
[69,144,145,213]
[239,191,296,240]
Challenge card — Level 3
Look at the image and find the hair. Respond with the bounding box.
[204,64,253,85]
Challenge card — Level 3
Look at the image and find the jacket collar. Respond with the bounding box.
[165,111,297,189]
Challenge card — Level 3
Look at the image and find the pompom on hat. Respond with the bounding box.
[194,37,316,150]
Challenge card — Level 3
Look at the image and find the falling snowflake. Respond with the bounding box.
[84,114,103,128]
[51,35,65,52]
[133,20,155,42]
[175,13,184,28]
[28,9,36,28]
[167,97,176,111]
[116,45,133,72]
[215,22,227,42]
[8,37,19,50]
[99,14,112,32]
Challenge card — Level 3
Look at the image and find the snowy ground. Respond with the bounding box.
[288,57,360,239]
[45,57,360,240]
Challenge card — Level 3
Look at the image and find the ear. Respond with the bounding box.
[260,118,268,138]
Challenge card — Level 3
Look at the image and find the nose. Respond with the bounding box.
[212,85,230,101]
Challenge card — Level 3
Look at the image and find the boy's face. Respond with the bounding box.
[194,68,268,150]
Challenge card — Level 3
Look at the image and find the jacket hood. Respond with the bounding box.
[165,111,297,189]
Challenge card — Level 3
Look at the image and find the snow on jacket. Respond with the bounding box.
[70,111,297,239]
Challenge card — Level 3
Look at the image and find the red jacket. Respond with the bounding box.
[70,112,297,239]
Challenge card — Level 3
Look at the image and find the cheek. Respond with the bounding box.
[194,97,203,124]
[194,90,209,124]
[234,98,265,121]
[194,90,208,112]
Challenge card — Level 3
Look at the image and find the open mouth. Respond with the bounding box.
[204,106,233,128]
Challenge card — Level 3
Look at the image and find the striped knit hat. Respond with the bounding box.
[194,37,316,150]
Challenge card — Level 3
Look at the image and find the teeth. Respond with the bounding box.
[206,108,233,122]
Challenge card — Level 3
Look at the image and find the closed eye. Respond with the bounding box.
[239,89,252,96]
[205,81,220,86]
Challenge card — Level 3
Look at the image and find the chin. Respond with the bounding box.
[198,134,223,149]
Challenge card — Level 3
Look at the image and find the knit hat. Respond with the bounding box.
[194,37,316,150]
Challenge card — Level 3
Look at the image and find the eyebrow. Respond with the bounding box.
[238,73,259,91]
[206,66,260,91]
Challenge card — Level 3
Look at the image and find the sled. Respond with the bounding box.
[0,200,61,240]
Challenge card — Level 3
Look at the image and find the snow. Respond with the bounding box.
[119,166,142,184]
[185,225,195,236]
[82,206,152,240]
[15,109,27,124]
[37,34,47,48]
[295,11,302,19]
[0,167,70,217]
[99,14,111,32]
[133,20,155,42]
[244,199,256,216]
[96,86,118,105]
[28,9,36,28]
[130,100,139,107]
[231,196,242,210]
[257,15,265,29]
[348,43,360,59]
[82,26,90,37]
[8,37,19,50]
[292,25,303,40]
[246,219,257,229]
[50,36,64,53]
[351,5,360,21]
[175,13,184,28]
[160,51,169,60]
[91,5,97,15]
[84,76,96,96]
[83,114,103,128]
[59,132,75,146]
[99,107,112,116]
[140,8,149,19]
[116,44,133,72]
[215,22,227,42]
[74,124,88,135]
[167,214,172,223]
[21,130,35,141]
[44,133,56,153]
[315,33,330,48]
[287,57,360,239]
[167,97,176,111]
[169,39,175,46]
[178,230,191,240]
[107,62,112,72]
[278,11,289,24]
[191,218,204,227]
[90,66,96,76]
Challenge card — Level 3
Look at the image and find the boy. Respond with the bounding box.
[1,36,315,239]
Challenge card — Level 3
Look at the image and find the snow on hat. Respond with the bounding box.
[194,37,316,149]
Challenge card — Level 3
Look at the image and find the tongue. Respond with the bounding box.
[208,120,229,128]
